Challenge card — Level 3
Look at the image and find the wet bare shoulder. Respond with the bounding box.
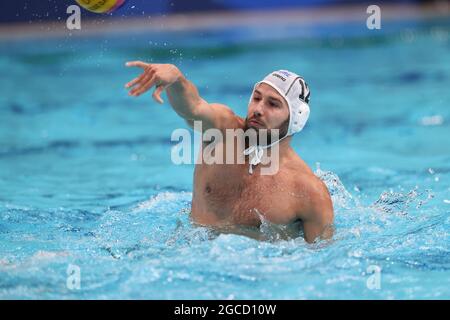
[285,160,333,219]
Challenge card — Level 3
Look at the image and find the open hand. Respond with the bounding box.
[125,61,181,103]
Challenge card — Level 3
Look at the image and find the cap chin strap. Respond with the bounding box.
[243,133,289,174]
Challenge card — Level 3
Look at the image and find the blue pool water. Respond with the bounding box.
[0,18,449,299]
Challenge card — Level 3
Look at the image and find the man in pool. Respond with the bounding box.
[125,62,334,243]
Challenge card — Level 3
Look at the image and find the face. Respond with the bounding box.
[245,83,290,140]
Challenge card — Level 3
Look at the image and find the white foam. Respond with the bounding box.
[132,191,192,213]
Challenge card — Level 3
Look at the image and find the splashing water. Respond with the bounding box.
[2,165,447,299]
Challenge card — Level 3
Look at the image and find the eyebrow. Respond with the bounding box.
[254,90,283,104]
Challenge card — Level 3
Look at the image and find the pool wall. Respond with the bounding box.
[0,0,430,24]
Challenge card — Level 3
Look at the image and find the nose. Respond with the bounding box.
[253,101,264,118]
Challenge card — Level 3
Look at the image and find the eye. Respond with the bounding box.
[269,101,279,108]
[253,96,261,101]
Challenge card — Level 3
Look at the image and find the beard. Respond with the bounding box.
[244,116,289,145]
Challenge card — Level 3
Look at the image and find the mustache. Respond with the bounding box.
[246,117,265,126]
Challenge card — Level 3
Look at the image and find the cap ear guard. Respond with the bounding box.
[286,77,310,136]
[288,99,310,135]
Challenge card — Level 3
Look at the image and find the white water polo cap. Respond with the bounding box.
[253,70,311,136]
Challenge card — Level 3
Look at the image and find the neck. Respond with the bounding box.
[244,133,293,158]
[275,135,293,160]
[242,133,295,174]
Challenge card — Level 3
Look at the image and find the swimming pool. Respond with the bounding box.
[0,17,449,299]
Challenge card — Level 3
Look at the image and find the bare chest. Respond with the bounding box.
[192,163,300,226]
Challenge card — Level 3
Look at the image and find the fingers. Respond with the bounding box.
[124,61,166,102]
[152,85,166,104]
[125,67,154,89]
[125,73,146,89]
[129,74,157,97]
[125,61,149,68]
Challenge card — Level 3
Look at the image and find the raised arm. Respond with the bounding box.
[125,61,242,131]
